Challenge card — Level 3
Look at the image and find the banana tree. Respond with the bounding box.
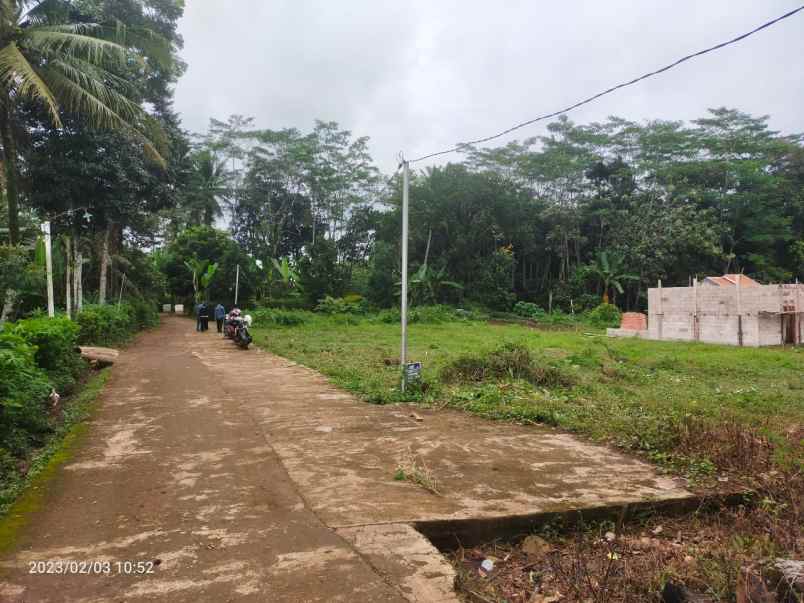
[588,251,639,304]
[271,257,300,289]
[200,262,218,300]
[184,258,208,302]
[397,263,463,305]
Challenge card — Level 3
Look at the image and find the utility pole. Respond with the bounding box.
[400,160,410,391]
[42,221,55,317]
[234,264,240,306]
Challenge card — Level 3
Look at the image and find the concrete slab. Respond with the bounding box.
[337,524,458,603]
[191,337,692,533]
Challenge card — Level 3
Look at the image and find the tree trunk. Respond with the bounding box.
[73,237,83,313]
[1,289,16,323]
[98,224,112,304]
[0,104,20,245]
[65,237,73,318]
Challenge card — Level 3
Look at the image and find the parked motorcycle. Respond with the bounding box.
[224,310,253,349]
[234,314,253,349]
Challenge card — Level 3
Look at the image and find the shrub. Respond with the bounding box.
[513,301,546,320]
[75,304,135,346]
[0,333,52,464]
[370,305,484,325]
[440,343,573,388]
[9,316,83,392]
[572,294,601,312]
[315,295,367,315]
[261,297,308,310]
[250,308,309,327]
[586,303,622,329]
[129,299,160,330]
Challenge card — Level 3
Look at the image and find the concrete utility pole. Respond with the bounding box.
[400,160,410,391]
[234,264,240,306]
[42,221,55,317]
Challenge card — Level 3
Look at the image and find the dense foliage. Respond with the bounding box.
[0,302,156,490]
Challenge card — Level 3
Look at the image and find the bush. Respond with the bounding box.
[440,343,573,388]
[9,316,83,392]
[0,333,52,466]
[76,304,137,346]
[250,308,309,327]
[129,299,160,330]
[370,305,484,325]
[315,295,368,315]
[586,303,622,329]
[261,297,308,310]
[513,301,546,320]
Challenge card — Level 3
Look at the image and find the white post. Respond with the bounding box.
[657,279,663,340]
[693,276,699,341]
[42,221,55,317]
[234,264,240,306]
[400,160,410,391]
[737,275,743,346]
[65,237,72,318]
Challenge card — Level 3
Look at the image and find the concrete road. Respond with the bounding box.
[0,317,691,602]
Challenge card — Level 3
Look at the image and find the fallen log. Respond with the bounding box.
[78,346,119,367]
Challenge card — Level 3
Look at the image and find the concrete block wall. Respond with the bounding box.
[646,283,802,347]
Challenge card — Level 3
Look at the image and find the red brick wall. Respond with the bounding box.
[620,312,647,331]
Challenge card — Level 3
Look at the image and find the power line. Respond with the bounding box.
[409,5,804,164]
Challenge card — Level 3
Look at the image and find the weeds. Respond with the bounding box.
[440,343,573,388]
[394,446,440,495]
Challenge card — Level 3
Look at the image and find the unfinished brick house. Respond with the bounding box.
[610,275,803,347]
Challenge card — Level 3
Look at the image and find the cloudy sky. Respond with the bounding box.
[173,1,804,173]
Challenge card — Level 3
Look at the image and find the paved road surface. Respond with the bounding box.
[0,317,690,602]
[0,318,405,602]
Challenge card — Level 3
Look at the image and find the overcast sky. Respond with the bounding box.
[173,1,804,173]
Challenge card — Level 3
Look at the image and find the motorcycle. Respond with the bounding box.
[224,311,253,349]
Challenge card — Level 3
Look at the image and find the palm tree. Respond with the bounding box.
[0,0,171,244]
[588,251,639,304]
[187,150,229,226]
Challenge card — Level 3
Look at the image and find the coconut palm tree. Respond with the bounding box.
[0,0,171,244]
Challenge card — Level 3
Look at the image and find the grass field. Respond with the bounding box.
[252,315,803,477]
[252,314,802,600]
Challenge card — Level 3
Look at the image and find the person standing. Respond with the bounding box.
[195,301,203,331]
[199,301,210,332]
[214,303,226,333]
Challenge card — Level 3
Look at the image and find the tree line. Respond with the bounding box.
[164,108,802,314]
[0,5,801,318]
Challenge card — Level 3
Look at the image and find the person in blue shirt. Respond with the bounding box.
[214,303,226,333]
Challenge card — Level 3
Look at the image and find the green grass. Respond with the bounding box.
[252,315,803,475]
[0,369,110,551]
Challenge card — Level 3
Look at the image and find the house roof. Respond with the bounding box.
[703,274,761,288]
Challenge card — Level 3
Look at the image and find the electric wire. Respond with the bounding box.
[408,5,804,164]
